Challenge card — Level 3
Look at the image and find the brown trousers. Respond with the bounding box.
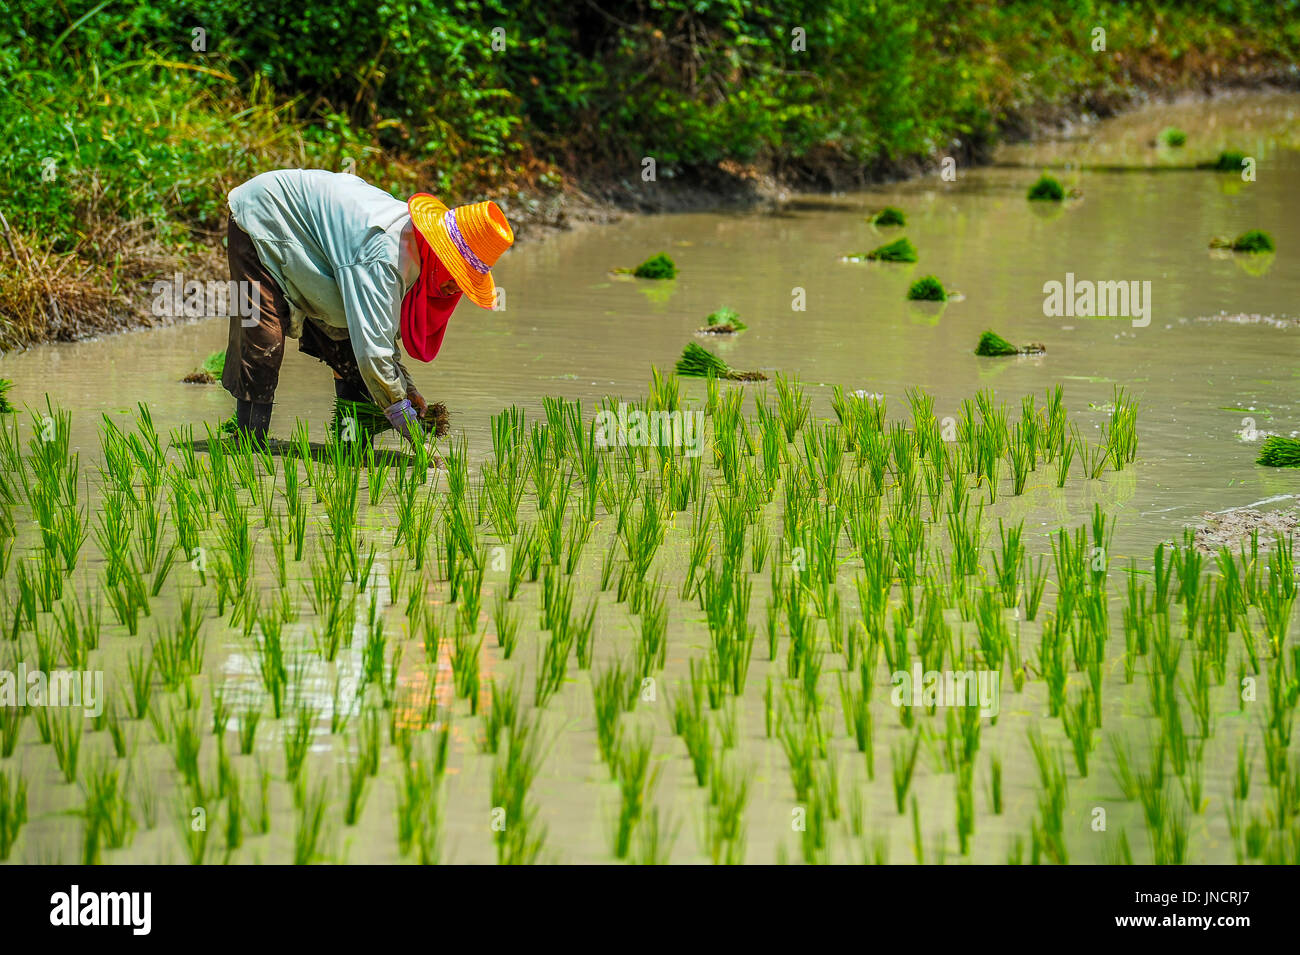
[222,215,369,404]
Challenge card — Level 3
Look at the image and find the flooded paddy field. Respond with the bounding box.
[1,93,1298,864]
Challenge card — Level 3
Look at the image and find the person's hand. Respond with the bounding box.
[406,386,428,419]
[383,399,419,443]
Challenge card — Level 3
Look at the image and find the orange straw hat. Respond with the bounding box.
[407,194,513,309]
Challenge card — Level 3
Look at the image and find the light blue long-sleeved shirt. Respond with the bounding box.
[228,169,423,408]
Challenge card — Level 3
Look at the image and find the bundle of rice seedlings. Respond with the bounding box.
[675,343,765,381]
[1210,150,1247,172]
[975,330,1045,357]
[182,350,226,384]
[699,306,747,334]
[1159,127,1187,147]
[1257,436,1300,468]
[0,379,13,414]
[871,206,906,227]
[865,237,918,263]
[1027,175,1065,202]
[1209,230,1275,253]
[907,276,947,302]
[331,398,451,443]
[1232,230,1275,254]
[633,254,677,279]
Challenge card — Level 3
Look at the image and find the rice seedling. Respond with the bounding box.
[450,627,483,714]
[151,616,206,692]
[491,717,549,865]
[703,757,750,865]
[773,374,811,443]
[610,726,658,860]
[672,673,714,786]
[837,668,875,775]
[1062,686,1097,776]
[891,730,921,813]
[490,590,520,660]
[294,774,331,865]
[0,695,24,757]
[123,649,154,721]
[477,674,523,758]
[632,806,678,865]
[283,702,319,783]
[168,704,204,794]
[534,622,575,709]
[81,760,134,864]
[1028,729,1070,864]
[0,769,26,860]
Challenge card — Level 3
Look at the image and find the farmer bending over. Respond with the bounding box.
[221,168,514,446]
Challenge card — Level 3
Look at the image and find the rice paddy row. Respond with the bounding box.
[0,373,1295,863]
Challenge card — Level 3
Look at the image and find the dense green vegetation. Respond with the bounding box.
[1,1,1298,344]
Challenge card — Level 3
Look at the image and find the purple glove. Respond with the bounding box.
[384,399,419,442]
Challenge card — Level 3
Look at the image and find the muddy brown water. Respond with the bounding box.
[2,92,1298,864]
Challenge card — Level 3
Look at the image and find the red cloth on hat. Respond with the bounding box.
[400,227,463,363]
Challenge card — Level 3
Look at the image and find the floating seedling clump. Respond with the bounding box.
[906,275,947,301]
[975,330,1045,357]
[1257,436,1300,467]
[1211,229,1275,254]
[871,206,906,227]
[864,237,918,263]
[1027,175,1065,201]
[0,379,13,414]
[1209,150,1247,172]
[183,350,226,384]
[632,253,677,279]
[675,343,765,381]
[698,306,747,334]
